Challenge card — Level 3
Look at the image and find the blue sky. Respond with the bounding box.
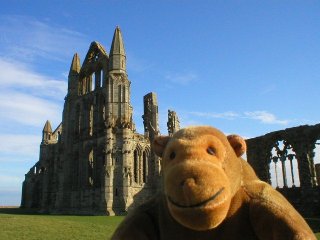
[0,1,320,205]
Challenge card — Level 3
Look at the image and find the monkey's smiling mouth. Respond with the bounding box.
[168,187,225,208]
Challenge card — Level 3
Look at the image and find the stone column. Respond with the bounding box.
[309,144,318,186]
[167,110,180,136]
[142,93,161,188]
[288,155,296,187]
[121,128,133,211]
[315,164,320,186]
[104,127,115,215]
[95,70,101,89]
[294,143,314,188]
[280,156,288,188]
[272,157,279,187]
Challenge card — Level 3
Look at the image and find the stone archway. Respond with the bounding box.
[269,140,300,188]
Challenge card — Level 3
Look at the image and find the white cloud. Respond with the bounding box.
[0,175,23,190]
[244,111,288,125]
[0,15,88,62]
[189,111,239,120]
[184,110,289,126]
[179,118,202,128]
[0,57,67,100]
[0,16,88,129]
[0,134,41,158]
[165,72,198,85]
[0,91,62,127]
[0,15,90,206]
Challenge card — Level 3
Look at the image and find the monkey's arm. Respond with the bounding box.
[111,210,159,240]
[111,197,160,240]
[244,181,316,240]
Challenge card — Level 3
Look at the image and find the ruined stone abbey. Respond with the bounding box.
[21,27,320,218]
[21,27,180,215]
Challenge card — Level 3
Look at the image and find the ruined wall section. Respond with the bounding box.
[21,28,177,215]
[142,92,161,188]
[316,164,320,185]
[54,42,111,214]
[167,109,180,136]
[246,124,320,217]
[21,130,62,211]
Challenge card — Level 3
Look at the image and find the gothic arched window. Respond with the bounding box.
[88,149,94,187]
[142,151,147,183]
[89,105,93,136]
[134,150,138,183]
[100,69,103,87]
[269,140,300,188]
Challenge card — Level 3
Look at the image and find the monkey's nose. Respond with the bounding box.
[180,178,196,188]
[180,178,197,205]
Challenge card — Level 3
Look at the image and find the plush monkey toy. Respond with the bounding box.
[112,126,316,240]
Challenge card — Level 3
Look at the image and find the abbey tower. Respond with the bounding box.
[21,27,180,215]
[20,27,320,219]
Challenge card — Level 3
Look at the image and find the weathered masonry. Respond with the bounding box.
[247,124,320,217]
[21,27,320,218]
[21,27,180,215]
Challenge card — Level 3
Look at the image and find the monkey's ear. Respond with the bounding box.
[152,136,171,157]
[227,135,246,157]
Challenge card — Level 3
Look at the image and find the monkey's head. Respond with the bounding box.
[153,126,246,231]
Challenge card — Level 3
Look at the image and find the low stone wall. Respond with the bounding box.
[246,124,320,218]
[277,186,320,217]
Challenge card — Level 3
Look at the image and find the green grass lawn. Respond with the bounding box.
[0,208,319,239]
[0,208,123,240]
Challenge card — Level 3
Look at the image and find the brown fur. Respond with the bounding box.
[111,126,316,240]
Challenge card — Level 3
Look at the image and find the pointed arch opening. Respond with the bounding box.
[91,73,95,91]
[134,145,143,184]
[269,140,300,189]
[88,149,94,187]
[313,140,320,186]
[134,150,138,183]
[89,105,93,136]
[100,69,103,88]
[93,68,102,90]
[142,151,147,183]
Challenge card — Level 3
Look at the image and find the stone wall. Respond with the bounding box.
[21,28,162,215]
[246,124,320,217]
[315,163,320,185]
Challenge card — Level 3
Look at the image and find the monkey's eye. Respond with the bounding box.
[207,147,215,156]
[169,151,176,160]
